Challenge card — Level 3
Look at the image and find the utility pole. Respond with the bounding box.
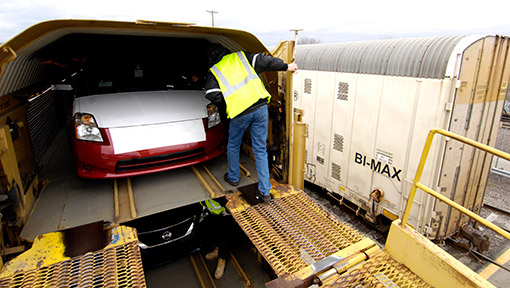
[290,29,303,44]
[206,10,218,27]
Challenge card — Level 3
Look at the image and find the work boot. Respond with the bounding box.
[214,258,226,279]
[255,190,271,204]
[224,173,239,187]
[205,247,219,261]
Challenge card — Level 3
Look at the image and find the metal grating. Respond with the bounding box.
[0,233,146,288]
[228,186,365,277]
[324,250,432,287]
[27,90,60,166]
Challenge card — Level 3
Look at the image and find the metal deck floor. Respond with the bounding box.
[20,130,259,241]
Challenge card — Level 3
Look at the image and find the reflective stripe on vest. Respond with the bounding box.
[201,199,225,215]
[210,51,271,118]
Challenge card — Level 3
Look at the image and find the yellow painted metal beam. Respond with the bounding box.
[114,178,120,220]
[189,253,216,288]
[113,178,137,223]
[386,220,496,288]
[0,125,25,222]
[191,165,226,198]
[127,177,137,219]
[290,109,306,190]
[191,165,214,197]
[229,251,252,288]
[0,45,17,77]
[239,163,251,177]
[202,164,226,194]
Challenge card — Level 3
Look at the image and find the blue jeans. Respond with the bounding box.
[227,105,271,195]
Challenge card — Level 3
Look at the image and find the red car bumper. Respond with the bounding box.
[69,123,225,179]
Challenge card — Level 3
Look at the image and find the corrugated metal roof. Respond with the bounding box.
[295,35,467,79]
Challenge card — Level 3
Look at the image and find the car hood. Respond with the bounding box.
[73,90,210,128]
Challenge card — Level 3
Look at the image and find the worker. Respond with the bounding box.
[205,43,298,203]
[200,198,231,279]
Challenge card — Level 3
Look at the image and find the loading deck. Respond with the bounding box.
[20,130,259,241]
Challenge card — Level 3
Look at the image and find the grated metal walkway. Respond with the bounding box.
[0,226,146,288]
[227,180,431,287]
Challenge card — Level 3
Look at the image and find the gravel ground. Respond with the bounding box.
[494,126,510,153]
[485,174,510,214]
[485,126,510,213]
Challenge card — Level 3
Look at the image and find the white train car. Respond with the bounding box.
[292,35,510,239]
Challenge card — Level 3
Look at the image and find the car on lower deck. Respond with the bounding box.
[122,202,207,268]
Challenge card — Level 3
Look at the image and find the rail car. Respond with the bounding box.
[292,35,510,239]
[0,19,508,287]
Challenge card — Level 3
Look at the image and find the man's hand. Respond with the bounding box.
[287,63,298,72]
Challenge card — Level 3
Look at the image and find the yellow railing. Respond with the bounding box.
[401,128,510,240]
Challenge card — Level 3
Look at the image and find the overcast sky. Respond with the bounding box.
[1,0,509,47]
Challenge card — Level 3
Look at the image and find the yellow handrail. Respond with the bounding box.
[401,128,510,240]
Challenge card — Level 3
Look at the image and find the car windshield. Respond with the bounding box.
[74,57,206,97]
[39,34,210,97]
[75,57,208,97]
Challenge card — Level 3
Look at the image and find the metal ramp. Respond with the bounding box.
[227,180,432,287]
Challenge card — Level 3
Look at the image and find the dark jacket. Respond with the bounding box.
[205,51,288,118]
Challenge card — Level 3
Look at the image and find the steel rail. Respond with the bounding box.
[189,253,216,288]
[191,165,218,198]
[229,251,253,288]
[113,177,137,223]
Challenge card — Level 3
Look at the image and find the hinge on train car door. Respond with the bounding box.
[445,101,453,112]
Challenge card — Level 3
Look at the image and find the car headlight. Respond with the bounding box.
[74,113,104,142]
[207,103,221,129]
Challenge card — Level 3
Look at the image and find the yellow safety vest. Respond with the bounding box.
[201,199,226,215]
[210,51,271,119]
